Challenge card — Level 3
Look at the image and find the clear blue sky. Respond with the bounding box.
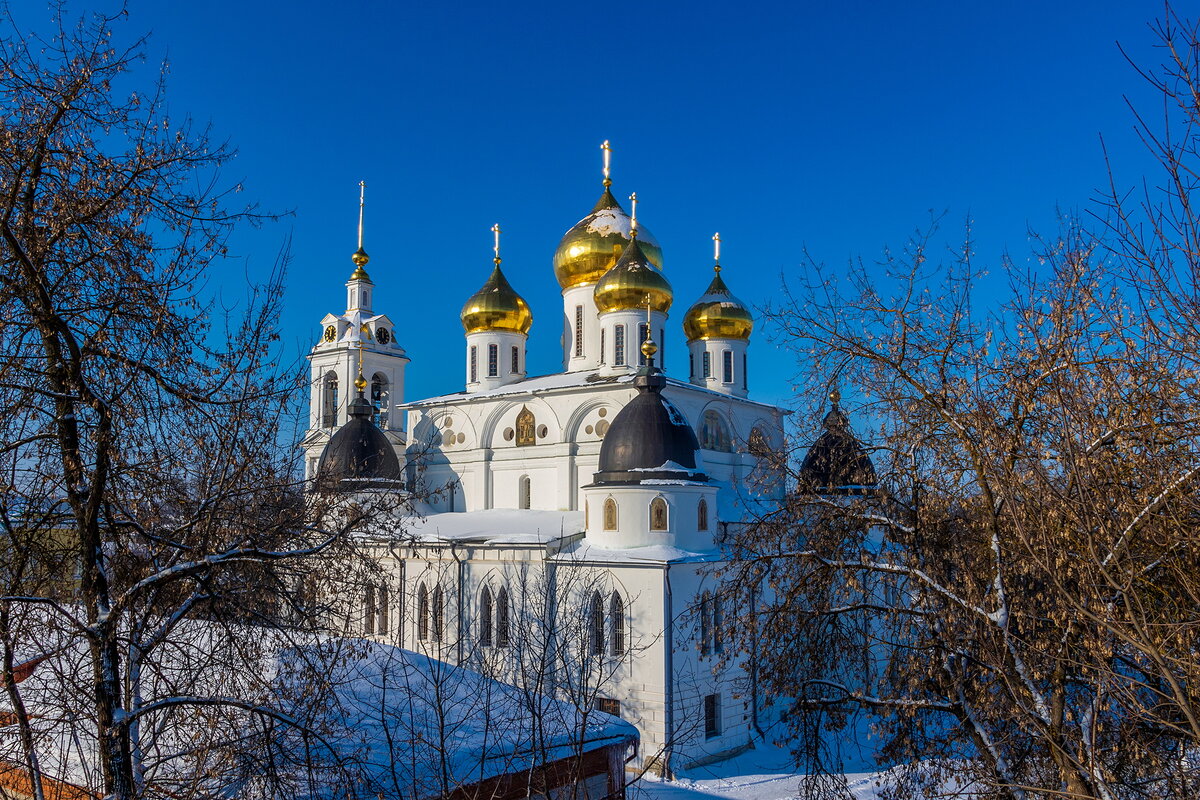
[16,1,1168,409]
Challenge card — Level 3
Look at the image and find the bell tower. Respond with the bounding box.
[302,182,409,480]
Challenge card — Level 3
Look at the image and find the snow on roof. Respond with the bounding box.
[404,371,635,406]
[557,539,720,565]
[280,640,637,798]
[0,620,635,800]
[403,508,585,545]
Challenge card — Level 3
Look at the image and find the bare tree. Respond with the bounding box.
[722,9,1200,800]
[0,7,380,798]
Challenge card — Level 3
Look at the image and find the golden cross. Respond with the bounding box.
[713,232,721,265]
[357,180,366,250]
[492,223,502,264]
[601,140,612,187]
[629,192,638,237]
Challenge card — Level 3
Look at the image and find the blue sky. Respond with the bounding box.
[16,1,1168,409]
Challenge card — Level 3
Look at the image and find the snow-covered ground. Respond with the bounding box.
[631,736,887,800]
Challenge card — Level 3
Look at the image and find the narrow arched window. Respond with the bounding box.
[697,498,709,531]
[589,592,605,655]
[603,498,618,531]
[364,585,376,635]
[417,584,429,641]
[371,373,389,428]
[700,591,712,656]
[480,586,493,647]
[377,585,389,635]
[322,372,339,427]
[519,476,531,510]
[496,588,510,648]
[650,497,668,531]
[609,592,625,656]
[433,585,445,642]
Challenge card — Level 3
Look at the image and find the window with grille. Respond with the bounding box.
[609,592,624,656]
[417,584,429,641]
[575,305,584,357]
[322,372,339,427]
[702,351,711,379]
[470,346,478,383]
[488,343,498,377]
[595,697,622,717]
[704,694,721,738]
[511,345,520,374]
[742,352,748,390]
[480,587,493,646]
[590,593,605,655]
[364,585,376,635]
[496,588,510,648]
[371,373,389,428]
[377,585,389,635]
[723,350,733,383]
[433,585,445,642]
[614,326,626,366]
[600,328,606,364]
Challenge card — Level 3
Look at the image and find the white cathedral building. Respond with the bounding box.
[296,158,868,775]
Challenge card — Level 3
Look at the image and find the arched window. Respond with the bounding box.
[516,405,536,447]
[488,343,499,377]
[364,585,376,635]
[700,410,733,452]
[432,585,445,642]
[697,498,709,531]
[496,588,510,648]
[700,591,712,656]
[480,587,493,647]
[519,476,531,510]
[589,592,605,655]
[614,325,626,366]
[370,373,389,428]
[650,497,668,531]
[322,372,339,427]
[609,592,625,656]
[603,498,618,531]
[417,584,429,641]
[377,585,389,635]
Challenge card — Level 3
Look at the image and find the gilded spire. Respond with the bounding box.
[350,180,371,280]
[628,192,639,239]
[601,140,612,187]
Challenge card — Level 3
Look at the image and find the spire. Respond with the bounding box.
[601,140,612,188]
[350,180,371,281]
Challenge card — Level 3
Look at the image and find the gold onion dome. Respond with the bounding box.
[594,238,673,314]
[460,262,533,334]
[553,189,663,289]
[682,266,754,342]
[350,247,371,281]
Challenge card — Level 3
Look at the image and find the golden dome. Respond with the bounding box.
[553,189,663,290]
[460,262,533,334]
[593,239,673,314]
[682,266,753,342]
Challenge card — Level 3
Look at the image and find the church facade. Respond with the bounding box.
[301,157,789,774]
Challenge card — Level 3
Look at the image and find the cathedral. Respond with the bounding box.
[297,149,848,775]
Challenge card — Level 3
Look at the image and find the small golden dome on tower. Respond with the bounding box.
[350,247,371,281]
[593,239,673,314]
[553,189,663,290]
[460,263,533,334]
[682,266,754,342]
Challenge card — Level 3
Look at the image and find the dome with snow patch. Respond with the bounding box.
[592,364,707,485]
[553,188,663,290]
[797,397,876,495]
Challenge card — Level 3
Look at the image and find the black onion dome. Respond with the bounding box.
[592,366,708,485]
[317,393,403,491]
[797,404,876,495]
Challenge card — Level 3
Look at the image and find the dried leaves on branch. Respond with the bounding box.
[723,11,1200,800]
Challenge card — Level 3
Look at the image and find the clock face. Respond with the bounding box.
[323,325,336,342]
[377,327,391,344]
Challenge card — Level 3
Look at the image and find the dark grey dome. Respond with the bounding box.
[797,405,876,495]
[317,393,403,491]
[592,367,708,485]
